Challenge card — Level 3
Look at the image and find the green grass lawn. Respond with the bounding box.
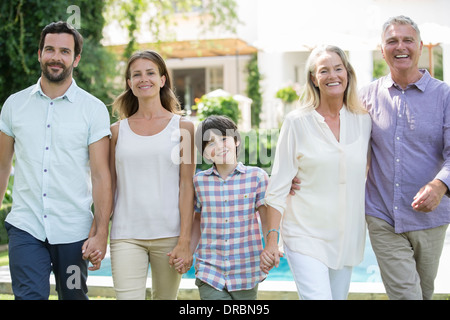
[0,293,113,300]
[0,249,8,267]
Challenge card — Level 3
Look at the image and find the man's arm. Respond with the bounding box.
[82,136,112,270]
[412,91,450,213]
[0,132,14,205]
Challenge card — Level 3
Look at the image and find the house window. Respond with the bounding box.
[173,66,224,111]
[207,66,223,92]
[173,68,205,111]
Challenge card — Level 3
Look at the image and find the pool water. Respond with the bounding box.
[90,235,382,283]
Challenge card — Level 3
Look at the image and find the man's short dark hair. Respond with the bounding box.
[195,115,242,157]
[39,21,83,57]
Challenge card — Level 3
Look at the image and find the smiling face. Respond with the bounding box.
[203,131,239,165]
[381,23,423,75]
[38,33,80,83]
[127,58,166,100]
[311,51,348,100]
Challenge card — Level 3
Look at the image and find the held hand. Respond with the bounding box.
[260,230,283,274]
[82,235,107,271]
[289,177,301,195]
[411,179,448,213]
[87,250,103,271]
[168,243,193,274]
[260,246,283,274]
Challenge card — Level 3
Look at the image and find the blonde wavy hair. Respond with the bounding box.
[300,45,366,114]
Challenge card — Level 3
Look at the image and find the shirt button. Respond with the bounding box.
[43,193,47,197]
[396,159,400,162]
[398,114,402,118]
[45,147,49,150]
[44,169,47,172]
[396,137,400,140]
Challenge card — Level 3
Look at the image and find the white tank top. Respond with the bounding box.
[110,115,181,240]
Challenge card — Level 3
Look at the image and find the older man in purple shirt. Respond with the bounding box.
[360,15,450,300]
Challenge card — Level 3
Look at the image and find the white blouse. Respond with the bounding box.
[265,106,371,269]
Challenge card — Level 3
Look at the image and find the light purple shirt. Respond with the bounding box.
[360,69,450,233]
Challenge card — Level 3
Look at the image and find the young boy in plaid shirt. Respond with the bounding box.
[190,115,271,300]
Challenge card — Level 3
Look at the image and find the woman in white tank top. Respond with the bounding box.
[108,50,195,300]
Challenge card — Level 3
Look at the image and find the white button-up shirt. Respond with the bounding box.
[0,78,111,244]
[265,106,371,269]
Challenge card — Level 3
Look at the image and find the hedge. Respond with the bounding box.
[0,204,11,245]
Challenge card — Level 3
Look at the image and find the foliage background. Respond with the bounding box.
[0,0,119,111]
[245,53,263,128]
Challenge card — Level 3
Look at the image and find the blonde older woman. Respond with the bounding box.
[261,45,371,300]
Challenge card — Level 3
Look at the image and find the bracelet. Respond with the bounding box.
[266,229,280,243]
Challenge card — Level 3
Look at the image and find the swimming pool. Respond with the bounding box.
[89,235,382,283]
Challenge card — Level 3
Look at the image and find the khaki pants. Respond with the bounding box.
[110,237,182,300]
[366,215,448,300]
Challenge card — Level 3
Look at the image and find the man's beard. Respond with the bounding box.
[41,61,73,83]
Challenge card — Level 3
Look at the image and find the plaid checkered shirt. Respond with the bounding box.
[193,162,269,291]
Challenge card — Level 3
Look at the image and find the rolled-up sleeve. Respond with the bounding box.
[0,97,14,138]
[435,92,450,193]
[88,102,111,145]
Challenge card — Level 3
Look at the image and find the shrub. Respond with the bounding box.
[275,86,299,103]
[194,95,241,125]
[0,204,11,245]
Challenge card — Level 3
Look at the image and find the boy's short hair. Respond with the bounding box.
[195,115,242,157]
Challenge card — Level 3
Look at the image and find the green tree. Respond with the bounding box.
[0,0,118,109]
[105,0,240,60]
[246,53,263,128]
[373,58,389,79]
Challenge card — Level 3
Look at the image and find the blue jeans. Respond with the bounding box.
[5,222,89,300]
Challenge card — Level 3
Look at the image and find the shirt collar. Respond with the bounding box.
[383,69,430,92]
[31,77,78,102]
[205,162,246,177]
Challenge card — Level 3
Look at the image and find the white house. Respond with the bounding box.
[102,0,450,129]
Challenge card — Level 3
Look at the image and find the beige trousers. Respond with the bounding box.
[110,237,182,300]
[366,215,448,300]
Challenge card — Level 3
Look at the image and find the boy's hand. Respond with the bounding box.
[260,249,283,274]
